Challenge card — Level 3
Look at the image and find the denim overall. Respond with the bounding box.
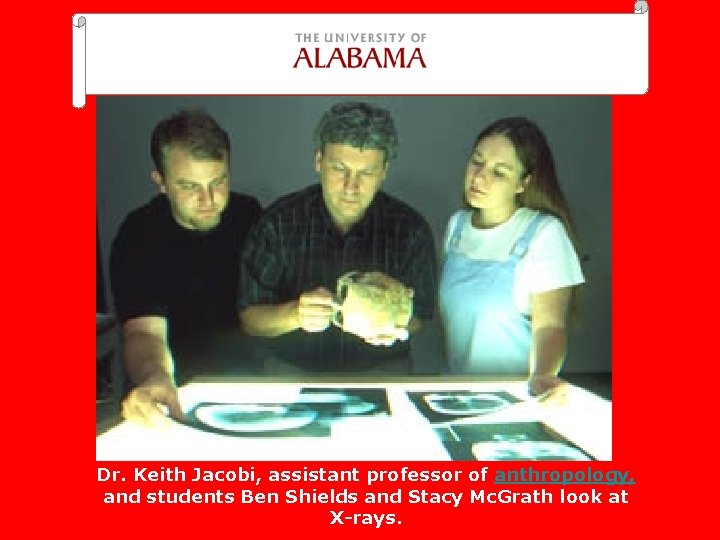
[439,211,547,374]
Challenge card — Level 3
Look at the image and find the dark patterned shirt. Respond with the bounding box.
[239,184,437,372]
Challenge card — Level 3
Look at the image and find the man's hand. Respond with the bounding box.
[362,326,410,347]
[121,375,185,428]
[296,287,334,333]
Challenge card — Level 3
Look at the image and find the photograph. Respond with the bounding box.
[96,96,611,460]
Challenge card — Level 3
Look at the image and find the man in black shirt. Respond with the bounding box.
[110,110,262,426]
[239,102,437,373]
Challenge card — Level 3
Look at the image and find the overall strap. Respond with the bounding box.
[446,211,471,251]
[509,212,549,260]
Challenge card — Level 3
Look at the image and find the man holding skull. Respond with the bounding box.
[239,101,437,373]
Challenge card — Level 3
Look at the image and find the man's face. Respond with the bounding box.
[315,143,387,234]
[152,145,230,231]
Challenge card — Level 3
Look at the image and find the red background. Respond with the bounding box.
[4,0,708,536]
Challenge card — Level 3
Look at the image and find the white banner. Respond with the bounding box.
[73,12,649,107]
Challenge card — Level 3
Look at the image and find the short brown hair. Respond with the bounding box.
[151,109,230,176]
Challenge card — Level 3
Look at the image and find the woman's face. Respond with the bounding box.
[464,134,527,219]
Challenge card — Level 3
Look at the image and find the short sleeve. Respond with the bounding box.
[238,217,286,308]
[515,217,584,307]
[109,219,168,323]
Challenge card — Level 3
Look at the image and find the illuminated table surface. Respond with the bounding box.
[96,377,611,461]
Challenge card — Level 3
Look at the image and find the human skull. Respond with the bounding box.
[332,271,413,339]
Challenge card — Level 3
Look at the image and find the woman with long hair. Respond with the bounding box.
[439,117,584,396]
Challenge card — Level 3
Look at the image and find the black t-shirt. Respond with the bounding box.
[110,193,262,379]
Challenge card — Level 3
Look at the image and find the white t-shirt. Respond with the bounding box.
[442,207,584,315]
